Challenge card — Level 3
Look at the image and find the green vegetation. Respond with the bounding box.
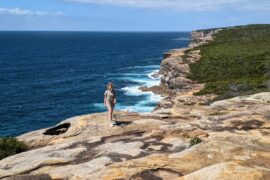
[190,24,270,100]
[0,137,27,160]
[189,137,202,147]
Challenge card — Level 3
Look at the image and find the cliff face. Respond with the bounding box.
[156,29,219,114]
[159,28,221,91]
[159,48,192,90]
[190,28,221,44]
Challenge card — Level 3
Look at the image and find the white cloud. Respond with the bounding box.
[0,8,64,16]
[64,0,270,11]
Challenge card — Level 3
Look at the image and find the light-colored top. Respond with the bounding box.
[104,90,116,102]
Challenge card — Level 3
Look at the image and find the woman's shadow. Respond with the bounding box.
[114,121,132,126]
[113,114,132,127]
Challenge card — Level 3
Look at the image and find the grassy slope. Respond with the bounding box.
[189,24,270,100]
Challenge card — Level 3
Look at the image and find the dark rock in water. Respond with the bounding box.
[43,123,70,135]
[163,52,173,59]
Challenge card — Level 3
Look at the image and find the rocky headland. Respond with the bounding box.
[0,25,270,180]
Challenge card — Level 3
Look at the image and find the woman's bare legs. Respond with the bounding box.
[106,102,114,125]
[111,104,115,123]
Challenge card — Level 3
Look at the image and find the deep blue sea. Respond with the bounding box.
[0,32,190,136]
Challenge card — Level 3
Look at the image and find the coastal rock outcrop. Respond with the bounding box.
[190,29,221,46]
[0,92,269,179]
[160,54,191,89]
[154,28,222,113]
[159,29,219,91]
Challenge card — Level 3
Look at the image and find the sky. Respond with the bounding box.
[0,0,269,31]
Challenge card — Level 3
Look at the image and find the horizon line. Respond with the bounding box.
[0,30,191,33]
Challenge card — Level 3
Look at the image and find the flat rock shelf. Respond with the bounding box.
[0,92,269,179]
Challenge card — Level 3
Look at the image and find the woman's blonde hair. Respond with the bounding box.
[107,82,114,90]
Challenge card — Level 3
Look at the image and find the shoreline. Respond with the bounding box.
[141,28,221,114]
[118,34,193,113]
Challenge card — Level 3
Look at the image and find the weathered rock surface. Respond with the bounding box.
[0,92,269,180]
[159,28,221,91]
[190,28,222,47]
[159,49,191,90]
[155,28,221,113]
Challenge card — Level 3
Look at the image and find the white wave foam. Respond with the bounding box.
[99,66,163,113]
[121,86,142,96]
[120,65,160,70]
[147,70,160,80]
[173,37,190,41]
[93,103,106,109]
[92,102,154,113]
[116,104,154,112]
[121,67,162,97]
[120,77,162,112]
[149,92,162,103]
[118,77,147,84]
[121,80,160,96]
[120,77,160,87]
[119,67,160,87]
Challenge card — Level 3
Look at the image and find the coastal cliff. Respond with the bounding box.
[160,27,222,90]
[0,25,270,180]
[154,28,220,112]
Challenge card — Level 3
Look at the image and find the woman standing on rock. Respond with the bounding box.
[104,82,117,127]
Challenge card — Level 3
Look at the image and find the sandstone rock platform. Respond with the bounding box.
[0,93,269,180]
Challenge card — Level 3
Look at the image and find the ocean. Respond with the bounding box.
[0,32,190,136]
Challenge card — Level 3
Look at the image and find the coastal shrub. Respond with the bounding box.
[0,137,27,160]
[190,24,270,100]
[189,137,202,147]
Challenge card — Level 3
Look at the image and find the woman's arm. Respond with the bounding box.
[104,91,107,107]
[104,97,107,107]
[114,91,116,104]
